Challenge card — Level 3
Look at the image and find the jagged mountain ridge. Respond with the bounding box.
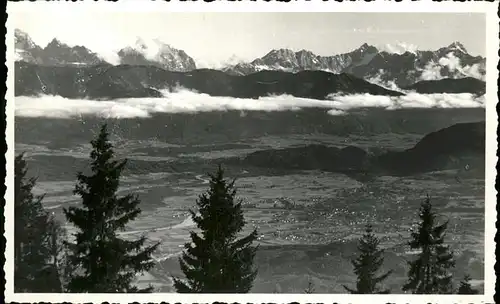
[223,42,486,87]
[14,29,196,72]
[14,29,486,87]
[117,38,196,72]
[15,29,106,66]
[350,42,486,87]
[223,43,379,75]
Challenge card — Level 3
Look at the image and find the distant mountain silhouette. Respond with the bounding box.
[242,121,485,177]
[348,44,485,87]
[223,43,486,87]
[243,144,370,173]
[222,43,379,75]
[402,77,485,95]
[14,62,403,100]
[117,38,196,71]
[15,29,486,87]
[373,121,485,176]
[15,29,196,72]
[15,29,106,66]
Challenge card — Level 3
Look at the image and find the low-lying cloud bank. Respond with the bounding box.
[327,92,484,110]
[15,88,485,119]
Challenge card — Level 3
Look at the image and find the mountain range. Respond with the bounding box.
[240,121,485,178]
[14,29,195,71]
[15,60,486,100]
[221,41,485,87]
[15,29,486,88]
[15,62,404,100]
[14,29,106,66]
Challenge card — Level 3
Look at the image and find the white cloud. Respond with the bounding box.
[420,52,485,81]
[461,63,485,81]
[15,95,151,119]
[392,92,485,109]
[15,88,485,119]
[420,60,443,81]
[194,54,247,70]
[95,50,121,66]
[438,52,462,72]
[367,71,404,92]
[326,92,484,110]
[379,42,419,55]
[326,109,346,116]
[127,38,176,63]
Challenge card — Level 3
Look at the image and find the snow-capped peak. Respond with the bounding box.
[14,29,39,50]
[226,54,245,65]
[263,48,297,59]
[358,43,370,50]
[256,48,300,70]
[356,43,378,54]
[14,29,31,41]
[118,37,196,72]
[45,38,65,49]
[123,38,178,60]
[196,54,246,69]
[295,49,316,56]
[447,41,467,54]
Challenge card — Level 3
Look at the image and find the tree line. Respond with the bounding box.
[14,124,479,294]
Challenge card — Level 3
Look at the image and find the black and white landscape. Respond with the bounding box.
[13,13,486,294]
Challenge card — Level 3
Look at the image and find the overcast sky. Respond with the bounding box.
[15,12,485,67]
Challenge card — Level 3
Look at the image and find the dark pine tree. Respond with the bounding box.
[402,196,455,294]
[14,153,62,292]
[343,224,392,294]
[63,124,160,293]
[457,274,479,294]
[173,165,258,293]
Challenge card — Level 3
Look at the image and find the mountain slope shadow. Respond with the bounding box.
[240,121,485,178]
[15,61,404,100]
[401,77,486,95]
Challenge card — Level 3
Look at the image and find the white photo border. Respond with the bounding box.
[4,1,498,303]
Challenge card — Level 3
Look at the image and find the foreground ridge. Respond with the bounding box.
[15,62,404,100]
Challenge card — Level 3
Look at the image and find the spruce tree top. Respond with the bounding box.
[457,274,479,294]
[403,196,455,294]
[409,196,449,249]
[193,165,246,244]
[173,165,258,293]
[63,123,159,293]
[343,224,392,294]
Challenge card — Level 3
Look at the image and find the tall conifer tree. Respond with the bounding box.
[343,224,392,294]
[14,153,62,292]
[403,196,455,294]
[173,165,258,293]
[63,124,159,293]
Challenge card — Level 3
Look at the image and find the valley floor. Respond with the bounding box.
[14,107,486,293]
